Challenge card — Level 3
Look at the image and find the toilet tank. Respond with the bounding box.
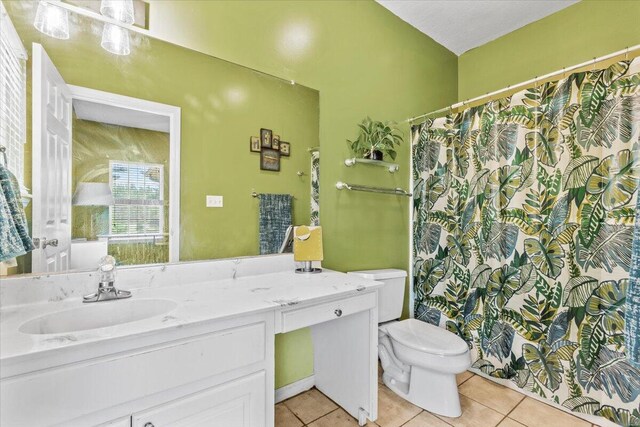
[348,269,408,322]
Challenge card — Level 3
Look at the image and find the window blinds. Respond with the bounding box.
[0,10,27,189]
[109,161,164,236]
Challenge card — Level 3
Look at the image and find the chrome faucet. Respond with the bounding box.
[83,256,132,303]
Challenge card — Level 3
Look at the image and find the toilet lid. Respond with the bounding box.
[386,319,469,356]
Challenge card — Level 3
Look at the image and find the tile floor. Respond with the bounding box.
[275,368,599,427]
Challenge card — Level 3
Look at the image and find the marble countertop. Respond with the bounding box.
[0,269,381,376]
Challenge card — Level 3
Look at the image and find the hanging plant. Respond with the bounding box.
[347,117,403,161]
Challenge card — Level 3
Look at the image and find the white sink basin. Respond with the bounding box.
[19,299,178,335]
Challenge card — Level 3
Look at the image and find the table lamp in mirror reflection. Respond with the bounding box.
[293,226,323,274]
[72,182,114,241]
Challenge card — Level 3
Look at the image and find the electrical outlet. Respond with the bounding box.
[206,195,223,208]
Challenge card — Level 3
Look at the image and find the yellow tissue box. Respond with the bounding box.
[293,226,324,262]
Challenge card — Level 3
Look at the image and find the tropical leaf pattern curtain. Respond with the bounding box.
[311,151,320,226]
[412,58,640,426]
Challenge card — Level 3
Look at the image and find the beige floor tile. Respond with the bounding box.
[283,388,338,424]
[307,409,359,427]
[307,408,379,427]
[509,398,591,427]
[436,395,504,427]
[458,375,524,414]
[456,371,474,386]
[497,418,525,427]
[403,411,451,427]
[275,403,303,427]
[376,384,422,427]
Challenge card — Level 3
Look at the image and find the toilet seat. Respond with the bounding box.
[386,319,468,356]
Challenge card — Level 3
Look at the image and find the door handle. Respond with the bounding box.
[42,238,59,249]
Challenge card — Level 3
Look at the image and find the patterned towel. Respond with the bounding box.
[258,194,292,255]
[0,164,34,262]
[627,194,640,368]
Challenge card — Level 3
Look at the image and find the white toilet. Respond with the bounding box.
[348,269,471,418]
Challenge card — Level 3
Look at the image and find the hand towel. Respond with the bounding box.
[0,164,34,262]
[258,193,292,255]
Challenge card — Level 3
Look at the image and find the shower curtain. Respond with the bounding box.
[310,151,320,226]
[412,58,640,426]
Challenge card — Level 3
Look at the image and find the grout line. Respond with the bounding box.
[457,372,475,386]
[304,407,341,426]
[280,400,308,426]
[400,411,423,426]
[457,375,526,417]
[499,396,528,426]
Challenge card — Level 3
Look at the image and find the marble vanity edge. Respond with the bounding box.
[0,254,299,308]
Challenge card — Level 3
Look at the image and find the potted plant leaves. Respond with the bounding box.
[347,117,403,161]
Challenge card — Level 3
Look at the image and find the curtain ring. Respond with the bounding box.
[625,46,629,61]
[592,57,597,71]
[562,67,566,79]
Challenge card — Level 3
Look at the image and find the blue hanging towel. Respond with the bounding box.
[627,193,640,368]
[0,164,34,262]
[258,194,292,255]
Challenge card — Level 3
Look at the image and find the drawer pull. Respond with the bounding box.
[144,423,155,427]
[334,309,342,317]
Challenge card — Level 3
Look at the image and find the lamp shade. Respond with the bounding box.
[100,0,135,25]
[101,23,131,56]
[72,182,115,206]
[34,1,70,40]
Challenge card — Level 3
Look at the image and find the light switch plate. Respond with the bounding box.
[206,195,223,208]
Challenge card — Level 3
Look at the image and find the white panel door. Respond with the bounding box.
[31,43,72,273]
[132,371,266,427]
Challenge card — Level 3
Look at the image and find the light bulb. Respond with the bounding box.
[101,23,130,56]
[100,0,135,25]
[34,1,70,40]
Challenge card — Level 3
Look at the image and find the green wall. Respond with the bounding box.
[458,0,640,101]
[145,0,458,388]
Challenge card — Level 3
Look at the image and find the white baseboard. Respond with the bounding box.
[275,375,315,403]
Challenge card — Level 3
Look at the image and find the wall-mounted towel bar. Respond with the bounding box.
[335,181,412,197]
[252,191,296,199]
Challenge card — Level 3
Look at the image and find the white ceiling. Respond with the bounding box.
[377,0,579,55]
[73,99,170,133]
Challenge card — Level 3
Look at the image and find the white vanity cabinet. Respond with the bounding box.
[1,261,383,427]
[1,313,274,427]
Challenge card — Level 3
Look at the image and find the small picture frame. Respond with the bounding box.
[260,128,273,148]
[279,141,290,157]
[260,148,281,171]
[250,136,261,152]
[272,135,280,150]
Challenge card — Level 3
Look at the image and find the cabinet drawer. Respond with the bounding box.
[132,371,266,427]
[281,292,376,333]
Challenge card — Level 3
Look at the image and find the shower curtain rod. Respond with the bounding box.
[407,44,640,124]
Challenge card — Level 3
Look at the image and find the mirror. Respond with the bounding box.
[0,1,320,277]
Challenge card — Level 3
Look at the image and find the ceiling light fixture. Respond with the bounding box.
[100,0,134,25]
[99,0,134,56]
[33,1,70,40]
[101,23,130,56]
